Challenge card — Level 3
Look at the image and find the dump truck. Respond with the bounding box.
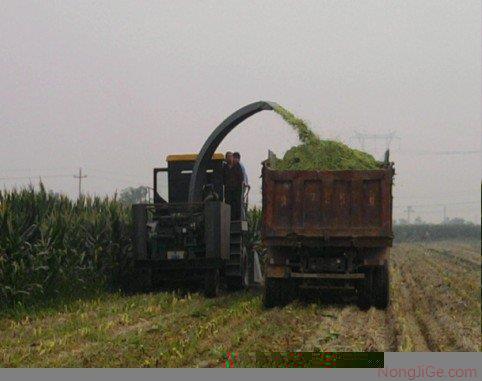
[261,152,395,309]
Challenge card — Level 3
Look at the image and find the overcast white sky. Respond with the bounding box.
[1,1,480,222]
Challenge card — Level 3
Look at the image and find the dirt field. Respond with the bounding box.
[0,240,480,367]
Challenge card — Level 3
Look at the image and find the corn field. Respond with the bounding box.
[0,187,480,364]
[0,184,132,309]
[0,186,266,310]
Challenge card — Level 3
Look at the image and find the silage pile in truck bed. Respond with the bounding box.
[272,105,381,170]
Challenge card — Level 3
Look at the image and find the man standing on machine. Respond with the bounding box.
[223,151,243,220]
[233,151,249,189]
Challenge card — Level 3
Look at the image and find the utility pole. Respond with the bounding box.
[73,167,87,198]
[146,186,154,203]
[405,205,414,224]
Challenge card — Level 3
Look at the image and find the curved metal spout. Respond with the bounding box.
[188,100,278,203]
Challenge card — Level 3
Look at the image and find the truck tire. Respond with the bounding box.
[357,268,372,310]
[263,278,292,308]
[204,268,220,298]
[372,263,390,309]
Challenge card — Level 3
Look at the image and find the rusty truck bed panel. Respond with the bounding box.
[261,166,394,245]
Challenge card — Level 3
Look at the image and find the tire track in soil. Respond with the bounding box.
[399,249,476,351]
[386,253,402,351]
[419,254,480,311]
[159,294,261,367]
[351,307,390,351]
[425,242,480,261]
[385,306,399,351]
[423,246,480,271]
[388,251,430,351]
[419,246,480,297]
[397,243,480,351]
[297,305,355,352]
[298,244,439,353]
[397,259,440,351]
[297,303,391,352]
[414,253,481,351]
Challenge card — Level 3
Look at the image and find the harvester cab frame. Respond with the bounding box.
[133,152,251,296]
[152,153,225,204]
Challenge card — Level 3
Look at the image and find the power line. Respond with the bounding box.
[397,208,476,215]
[0,171,148,190]
[394,200,479,209]
[396,190,478,200]
[0,174,72,180]
[395,149,480,156]
[86,167,147,180]
[89,175,148,187]
[0,166,147,180]
[0,167,75,173]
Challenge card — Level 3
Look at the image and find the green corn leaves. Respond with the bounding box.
[0,185,132,310]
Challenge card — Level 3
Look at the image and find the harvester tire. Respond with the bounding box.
[263,278,292,308]
[204,268,220,298]
[226,276,243,291]
[373,263,390,309]
[129,267,152,293]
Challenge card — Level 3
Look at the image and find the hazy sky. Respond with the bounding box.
[1,1,480,222]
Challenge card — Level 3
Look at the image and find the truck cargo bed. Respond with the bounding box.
[262,164,394,247]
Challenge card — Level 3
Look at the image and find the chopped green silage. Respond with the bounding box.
[273,105,319,145]
[272,105,381,170]
[271,141,381,171]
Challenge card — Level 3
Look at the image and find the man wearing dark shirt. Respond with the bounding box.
[223,151,243,220]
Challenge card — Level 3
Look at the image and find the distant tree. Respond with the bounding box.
[414,216,424,224]
[446,217,473,225]
[48,190,62,199]
[118,186,149,204]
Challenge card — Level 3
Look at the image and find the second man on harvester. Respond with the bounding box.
[223,151,248,220]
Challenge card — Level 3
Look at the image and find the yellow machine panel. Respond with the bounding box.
[166,153,224,162]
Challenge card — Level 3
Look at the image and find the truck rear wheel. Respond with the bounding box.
[263,278,293,308]
[357,268,372,310]
[372,263,390,309]
[204,268,220,298]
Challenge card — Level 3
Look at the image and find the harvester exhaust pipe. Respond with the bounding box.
[188,101,278,204]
